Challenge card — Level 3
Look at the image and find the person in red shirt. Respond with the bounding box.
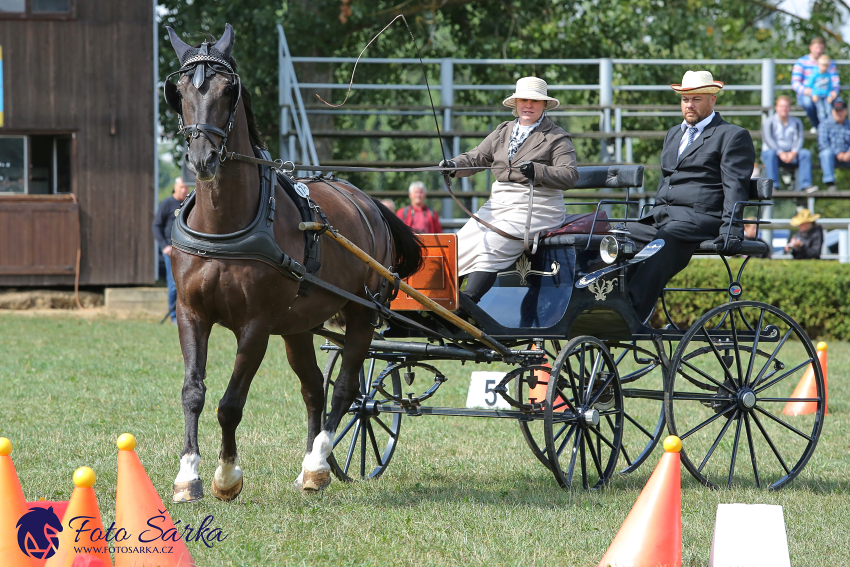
[396,181,443,234]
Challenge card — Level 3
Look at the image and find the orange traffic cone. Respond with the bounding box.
[44,467,112,567]
[783,341,828,416]
[598,436,682,567]
[70,554,104,567]
[114,434,194,567]
[0,438,38,567]
[528,345,550,406]
[527,345,568,411]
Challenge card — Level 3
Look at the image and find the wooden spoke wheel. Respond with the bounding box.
[544,336,624,489]
[609,342,666,475]
[665,301,825,490]
[322,350,402,482]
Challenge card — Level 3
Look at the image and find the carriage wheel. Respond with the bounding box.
[515,340,561,470]
[608,342,666,474]
[544,336,624,489]
[322,350,402,482]
[665,301,825,490]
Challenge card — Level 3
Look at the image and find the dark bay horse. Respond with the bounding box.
[164,24,422,500]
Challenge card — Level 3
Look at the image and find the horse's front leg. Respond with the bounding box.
[211,327,270,501]
[173,315,213,503]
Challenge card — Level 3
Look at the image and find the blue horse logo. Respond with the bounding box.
[16,506,63,559]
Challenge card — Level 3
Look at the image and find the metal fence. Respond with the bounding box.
[277,25,850,229]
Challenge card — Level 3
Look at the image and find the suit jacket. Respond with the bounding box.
[451,117,578,190]
[649,113,755,239]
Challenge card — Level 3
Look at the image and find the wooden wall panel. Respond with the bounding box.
[0,0,155,286]
[0,196,78,275]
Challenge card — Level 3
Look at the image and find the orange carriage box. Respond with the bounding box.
[391,234,458,311]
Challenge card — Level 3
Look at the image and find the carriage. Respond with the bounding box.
[163,24,824,499]
[311,165,826,491]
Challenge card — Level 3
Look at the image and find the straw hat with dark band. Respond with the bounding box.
[671,70,724,95]
[790,208,821,226]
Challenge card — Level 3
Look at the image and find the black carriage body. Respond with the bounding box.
[325,166,824,491]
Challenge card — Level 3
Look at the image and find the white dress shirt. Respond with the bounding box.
[678,111,716,157]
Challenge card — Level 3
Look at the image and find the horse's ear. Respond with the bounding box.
[166,26,192,62]
[214,23,235,59]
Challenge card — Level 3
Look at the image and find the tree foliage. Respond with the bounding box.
[157,0,850,198]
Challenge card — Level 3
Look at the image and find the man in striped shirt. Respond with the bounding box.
[792,37,841,130]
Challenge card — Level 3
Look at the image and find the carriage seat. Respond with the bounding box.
[538,165,644,246]
[693,178,773,256]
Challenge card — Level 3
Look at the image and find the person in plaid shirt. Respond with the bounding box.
[817,99,850,191]
[792,37,840,130]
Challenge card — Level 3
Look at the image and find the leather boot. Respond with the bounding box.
[462,271,498,303]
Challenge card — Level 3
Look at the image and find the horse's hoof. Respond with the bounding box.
[211,476,243,501]
[172,479,204,503]
[299,470,331,492]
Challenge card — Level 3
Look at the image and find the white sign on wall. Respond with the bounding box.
[465,371,512,410]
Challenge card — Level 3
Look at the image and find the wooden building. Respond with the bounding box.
[0,0,155,286]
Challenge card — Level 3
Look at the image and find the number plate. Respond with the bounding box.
[294,182,310,199]
[465,371,511,410]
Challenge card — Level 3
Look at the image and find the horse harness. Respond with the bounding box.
[170,149,440,335]
[163,41,436,334]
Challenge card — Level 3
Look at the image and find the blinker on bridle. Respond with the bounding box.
[164,40,242,162]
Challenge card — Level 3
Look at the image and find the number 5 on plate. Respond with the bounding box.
[465,371,511,410]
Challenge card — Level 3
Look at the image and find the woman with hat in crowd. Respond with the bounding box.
[438,77,578,304]
[785,208,823,259]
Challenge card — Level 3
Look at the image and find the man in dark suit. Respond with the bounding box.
[628,71,756,321]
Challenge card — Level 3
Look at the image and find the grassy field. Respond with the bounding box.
[1,311,849,566]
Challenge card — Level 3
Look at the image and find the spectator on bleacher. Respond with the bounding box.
[806,54,839,125]
[380,198,396,213]
[817,99,850,192]
[761,95,813,192]
[792,37,840,130]
[743,217,772,259]
[397,181,442,234]
[785,209,823,259]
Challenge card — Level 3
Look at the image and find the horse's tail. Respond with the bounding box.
[371,198,424,279]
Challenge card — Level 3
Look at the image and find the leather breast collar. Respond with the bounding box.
[170,147,308,282]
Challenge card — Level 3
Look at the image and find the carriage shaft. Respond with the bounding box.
[299,221,511,355]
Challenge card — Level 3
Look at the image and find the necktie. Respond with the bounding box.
[681,126,698,155]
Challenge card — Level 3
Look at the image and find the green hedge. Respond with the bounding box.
[652,258,850,341]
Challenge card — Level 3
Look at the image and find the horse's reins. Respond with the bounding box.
[222,151,534,249]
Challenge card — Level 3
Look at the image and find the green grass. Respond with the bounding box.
[2,311,849,566]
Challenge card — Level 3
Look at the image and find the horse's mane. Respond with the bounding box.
[227,56,267,151]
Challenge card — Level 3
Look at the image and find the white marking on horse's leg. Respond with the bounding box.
[302,430,334,473]
[174,453,201,483]
[214,454,243,491]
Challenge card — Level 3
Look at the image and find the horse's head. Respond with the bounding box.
[164,24,240,182]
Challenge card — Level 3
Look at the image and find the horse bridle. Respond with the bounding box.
[164,41,242,162]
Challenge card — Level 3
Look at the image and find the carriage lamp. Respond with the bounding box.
[600,235,637,264]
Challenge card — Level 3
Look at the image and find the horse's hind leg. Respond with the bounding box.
[297,306,374,492]
[173,316,213,503]
[283,332,329,491]
[211,329,270,501]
